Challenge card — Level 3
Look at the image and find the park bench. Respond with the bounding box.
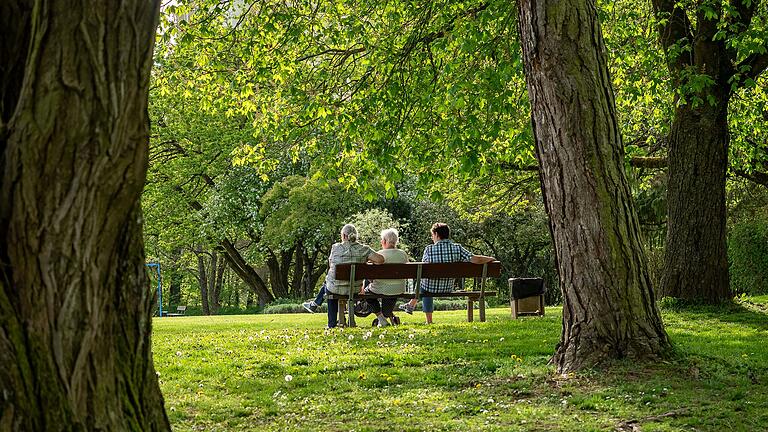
[165,305,187,317]
[329,261,502,327]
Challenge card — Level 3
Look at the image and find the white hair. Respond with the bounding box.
[380,228,399,245]
[341,224,358,242]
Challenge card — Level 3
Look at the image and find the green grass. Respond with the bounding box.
[152,297,768,431]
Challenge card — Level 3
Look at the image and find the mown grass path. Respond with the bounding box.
[153,297,768,431]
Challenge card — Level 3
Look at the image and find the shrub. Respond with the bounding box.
[729,219,768,295]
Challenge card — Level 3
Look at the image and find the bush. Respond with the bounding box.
[729,219,768,295]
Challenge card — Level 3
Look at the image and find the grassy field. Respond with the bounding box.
[152,297,768,431]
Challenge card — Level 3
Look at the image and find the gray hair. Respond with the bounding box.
[341,224,358,242]
[380,228,399,245]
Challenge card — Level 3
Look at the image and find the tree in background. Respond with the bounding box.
[0,1,169,429]
[516,0,671,371]
[651,0,768,302]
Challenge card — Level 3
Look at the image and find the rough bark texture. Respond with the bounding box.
[662,96,731,302]
[651,0,746,303]
[0,0,169,430]
[516,0,670,372]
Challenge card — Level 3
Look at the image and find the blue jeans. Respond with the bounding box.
[421,292,435,313]
[313,283,326,306]
[327,298,339,328]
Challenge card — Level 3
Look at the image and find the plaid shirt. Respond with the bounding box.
[325,241,376,294]
[421,239,473,293]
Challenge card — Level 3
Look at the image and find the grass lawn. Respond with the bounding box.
[152,297,768,431]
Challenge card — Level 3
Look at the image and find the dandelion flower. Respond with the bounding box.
[285,375,293,382]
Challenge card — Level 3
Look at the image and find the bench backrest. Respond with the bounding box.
[177,306,187,313]
[334,261,502,280]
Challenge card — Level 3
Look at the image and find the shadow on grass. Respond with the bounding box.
[661,300,768,332]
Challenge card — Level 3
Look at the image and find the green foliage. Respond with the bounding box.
[729,217,768,295]
[348,208,407,250]
[152,301,768,431]
[260,175,362,252]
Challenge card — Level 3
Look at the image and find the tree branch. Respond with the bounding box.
[651,0,694,73]
[737,51,768,81]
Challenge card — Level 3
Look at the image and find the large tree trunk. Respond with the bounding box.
[661,96,731,302]
[0,1,169,430]
[650,0,738,303]
[516,0,670,372]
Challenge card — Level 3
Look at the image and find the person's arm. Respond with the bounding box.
[470,254,495,264]
[368,252,385,264]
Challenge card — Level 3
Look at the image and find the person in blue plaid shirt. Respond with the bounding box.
[399,223,495,324]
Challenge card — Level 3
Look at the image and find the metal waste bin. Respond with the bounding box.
[509,278,545,318]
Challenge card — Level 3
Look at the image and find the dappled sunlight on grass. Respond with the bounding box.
[153,303,768,431]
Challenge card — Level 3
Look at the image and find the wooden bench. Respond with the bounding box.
[329,261,502,327]
[165,305,187,317]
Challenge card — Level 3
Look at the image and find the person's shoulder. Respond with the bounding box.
[394,249,409,261]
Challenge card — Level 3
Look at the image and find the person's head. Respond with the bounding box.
[430,223,450,242]
[341,224,358,242]
[380,228,399,249]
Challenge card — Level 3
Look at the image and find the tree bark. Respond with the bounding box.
[516,0,670,372]
[209,252,225,314]
[0,0,169,430]
[196,248,211,315]
[168,249,183,310]
[661,96,731,302]
[220,238,274,304]
[265,247,293,299]
[301,248,327,298]
[650,0,742,303]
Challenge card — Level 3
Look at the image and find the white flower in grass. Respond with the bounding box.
[499,337,505,342]
[348,335,354,341]
[175,351,182,357]
[408,334,415,339]
[285,375,293,382]
[248,336,254,341]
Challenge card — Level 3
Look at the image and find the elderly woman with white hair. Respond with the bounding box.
[362,228,410,327]
[323,224,384,328]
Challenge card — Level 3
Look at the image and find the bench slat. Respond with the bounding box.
[335,261,502,280]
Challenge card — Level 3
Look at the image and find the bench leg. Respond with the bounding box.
[479,297,486,322]
[511,299,519,319]
[467,299,474,322]
[539,295,545,316]
[348,298,356,327]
